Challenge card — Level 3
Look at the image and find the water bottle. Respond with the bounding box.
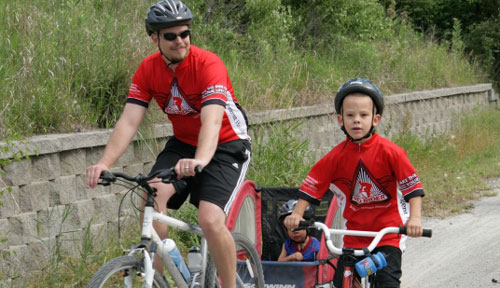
[187,246,202,287]
[162,238,191,282]
[188,246,202,273]
[355,252,387,278]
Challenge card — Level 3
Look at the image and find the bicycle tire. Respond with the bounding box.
[88,255,170,288]
[204,232,264,288]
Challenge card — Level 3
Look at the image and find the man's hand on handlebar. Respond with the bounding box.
[86,163,110,189]
[174,158,205,178]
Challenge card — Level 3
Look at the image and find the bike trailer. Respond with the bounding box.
[227,180,341,288]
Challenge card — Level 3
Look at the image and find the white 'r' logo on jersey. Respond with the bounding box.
[165,83,196,115]
[351,161,389,205]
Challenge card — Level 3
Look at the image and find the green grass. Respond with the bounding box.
[393,106,500,217]
[0,0,488,139]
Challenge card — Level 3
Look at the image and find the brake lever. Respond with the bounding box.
[99,171,116,186]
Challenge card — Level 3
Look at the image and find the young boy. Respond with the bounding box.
[277,200,320,262]
[284,78,424,287]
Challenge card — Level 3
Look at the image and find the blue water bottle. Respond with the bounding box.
[355,252,387,278]
[162,238,191,282]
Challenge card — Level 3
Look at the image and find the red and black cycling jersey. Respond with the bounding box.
[298,133,424,250]
[127,45,250,146]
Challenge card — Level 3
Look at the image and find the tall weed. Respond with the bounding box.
[247,121,314,187]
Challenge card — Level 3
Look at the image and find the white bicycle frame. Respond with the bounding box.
[306,222,431,288]
[128,205,206,288]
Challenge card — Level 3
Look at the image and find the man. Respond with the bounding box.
[86,1,251,286]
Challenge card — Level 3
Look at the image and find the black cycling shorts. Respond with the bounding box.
[333,246,402,288]
[149,137,251,214]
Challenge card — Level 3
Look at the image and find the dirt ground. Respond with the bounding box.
[401,178,500,288]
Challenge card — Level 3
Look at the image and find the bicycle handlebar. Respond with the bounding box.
[98,166,203,186]
[298,221,432,256]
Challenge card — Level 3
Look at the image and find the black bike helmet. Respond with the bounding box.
[334,78,384,116]
[279,200,313,222]
[145,0,193,36]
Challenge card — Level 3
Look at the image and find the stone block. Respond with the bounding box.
[8,212,37,244]
[36,205,80,239]
[25,240,52,272]
[134,140,159,163]
[51,175,77,205]
[92,194,119,224]
[19,181,51,213]
[0,185,22,218]
[85,146,105,167]
[114,147,137,167]
[0,244,29,279]
[89,222,115,246]
[73,199,96,229]
[56,228,85,258]
[1,158,31,186]
[0,218,10,249]
[32,153,60,182]
[60,149,86,176]
[0,278,11,287]
[144,161,155,174]
[123,163,145,178]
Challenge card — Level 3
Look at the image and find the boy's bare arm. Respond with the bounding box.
[406,196,423,237]
[278,246,303,261]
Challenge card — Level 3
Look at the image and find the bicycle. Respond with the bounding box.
[297,221,432,288]
[87,167,265,288]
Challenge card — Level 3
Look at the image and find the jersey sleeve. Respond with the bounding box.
[392,148,425,201]
[199,56,231,108]
[126,60,152,108]
[298,151,336,206]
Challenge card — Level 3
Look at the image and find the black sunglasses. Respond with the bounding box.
[161,30,190,41]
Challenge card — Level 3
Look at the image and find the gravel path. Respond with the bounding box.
[401,178,500,288]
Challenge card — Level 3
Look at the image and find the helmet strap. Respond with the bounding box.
[341,125,375,143]
[156,31,183,67]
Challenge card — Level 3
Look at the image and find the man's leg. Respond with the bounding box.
[198,200,236,288]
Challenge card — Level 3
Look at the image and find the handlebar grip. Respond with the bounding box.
[422,229,432,238]
[160,166,203,184]
[291,221,311,232]
[298,220,313,228]
[399,226,432,238]
[195,165,203,174]
[157,168,175,180]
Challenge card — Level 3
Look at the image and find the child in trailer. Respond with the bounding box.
[278,200,320,262]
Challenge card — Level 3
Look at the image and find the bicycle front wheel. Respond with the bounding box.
[205,232,265,288]
[88,255,170,288]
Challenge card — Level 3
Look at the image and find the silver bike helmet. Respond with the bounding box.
[145,0,193,36]
[334,78,384,116]
[278,200,313,222]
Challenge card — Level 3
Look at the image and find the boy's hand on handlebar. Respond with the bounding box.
[86,163,110,188]
[405,216,423,237]
[284,213,303,230]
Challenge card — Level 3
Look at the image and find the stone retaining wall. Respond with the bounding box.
[0,84,497,286]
